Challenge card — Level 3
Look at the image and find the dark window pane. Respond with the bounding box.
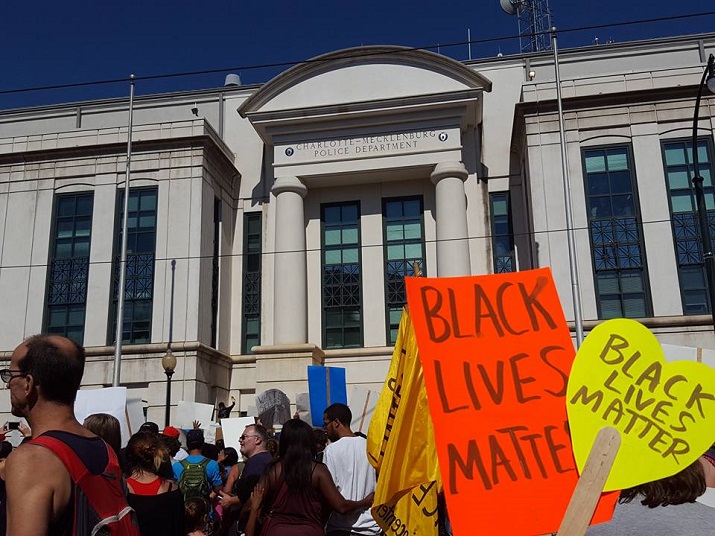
[663,139,715,314]
[589,197,612,218]
[584,147,650,319]
[588,173,609,195]
[383,197,425,344]
[489,192,515,277]
[242,213,262,353]
[45,193,93,344]
[111,189,157,345]
[609,171,633,194]
[323,202,363,348]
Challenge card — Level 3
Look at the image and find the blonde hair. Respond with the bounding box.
[83,413,121,454]
[126,431,169,475]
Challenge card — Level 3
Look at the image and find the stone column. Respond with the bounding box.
[271,176,308,344]
[430,161,471,276]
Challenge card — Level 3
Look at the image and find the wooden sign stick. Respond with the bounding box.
[557,427,621,536]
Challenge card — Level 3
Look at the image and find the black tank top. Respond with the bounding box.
[40,430,109,536]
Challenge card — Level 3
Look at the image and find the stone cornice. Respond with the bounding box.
[0,119,238,178]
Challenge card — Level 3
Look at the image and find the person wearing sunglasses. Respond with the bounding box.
[218,424,273,536]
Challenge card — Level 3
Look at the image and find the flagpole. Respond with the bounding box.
[113,74,136,387]
[551,28,585,346]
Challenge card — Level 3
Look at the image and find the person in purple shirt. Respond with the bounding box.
[219,424,274,536]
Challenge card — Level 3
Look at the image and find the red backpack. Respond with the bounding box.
[31,433,140,535]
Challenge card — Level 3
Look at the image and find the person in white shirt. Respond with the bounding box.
[322,403,382,536]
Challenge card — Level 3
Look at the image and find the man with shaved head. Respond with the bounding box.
[3,335,138,535]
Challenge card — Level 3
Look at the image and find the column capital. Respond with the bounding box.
[430,161,468,185]
[272,176,307,198]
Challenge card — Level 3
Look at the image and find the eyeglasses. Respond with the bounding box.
[0,369,30,384]
[239,434,258,441]
[323,418,336,429]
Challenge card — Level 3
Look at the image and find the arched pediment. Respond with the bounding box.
[238,46,492,116]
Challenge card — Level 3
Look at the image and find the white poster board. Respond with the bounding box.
[176,401,214,429]
[74,387,131,446]
[204,422,220,446]
[295,393,312,424]
[348,386,378,434]
[126,397,145,436]
[220,417,256,452]
[662,343,715,368]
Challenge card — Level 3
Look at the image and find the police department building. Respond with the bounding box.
[1,33,714,422]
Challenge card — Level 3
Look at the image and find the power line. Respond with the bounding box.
[0,11,713,97]
[0,214,704,271]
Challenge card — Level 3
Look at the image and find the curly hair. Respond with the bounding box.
[620,459,706,507]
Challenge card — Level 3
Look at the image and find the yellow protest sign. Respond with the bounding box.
[567,318,715,491]
[367,309,441,536]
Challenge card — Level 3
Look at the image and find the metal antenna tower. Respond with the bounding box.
[500,0,552,53]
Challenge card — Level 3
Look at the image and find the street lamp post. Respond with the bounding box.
[691,53,715,327]
[161,348,177,427]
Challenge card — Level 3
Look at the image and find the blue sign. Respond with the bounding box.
[307,366,347,427]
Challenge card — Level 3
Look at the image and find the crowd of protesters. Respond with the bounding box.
[0,334,378,536]
[0,334,714,536]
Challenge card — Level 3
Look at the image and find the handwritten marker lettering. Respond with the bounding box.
[567,318,715,491]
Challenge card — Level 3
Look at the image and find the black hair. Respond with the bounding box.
[324,403,352,427]
[222,447,239,466]
[161,435,181,457]
[20,335,85,406]
[620,459,706,507]
[278,418,316,491]
[201,442,220,461]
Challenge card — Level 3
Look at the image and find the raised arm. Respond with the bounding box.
[313,463,373,515]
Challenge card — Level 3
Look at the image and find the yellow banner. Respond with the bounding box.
[367,309,441,536]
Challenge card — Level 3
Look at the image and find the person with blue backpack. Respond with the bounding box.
[3,334,140,535]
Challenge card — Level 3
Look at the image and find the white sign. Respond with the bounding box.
[125,398,145,436]
[295,393,312,424]
[221,417,257,452]
[176,401,214,429]
[662,343,715,368]
[348,386,378,433]
[74,387,131,446]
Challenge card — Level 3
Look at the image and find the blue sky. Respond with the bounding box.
[2,2,713,109]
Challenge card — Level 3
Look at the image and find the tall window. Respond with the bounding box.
[45,193,94,344]
[383,197,425,345]
[111,188,157,344]
[583,146,651,319]
[322,202,362,349]
[489,192,516,273]
[663,139,715,314]
[242,212,262,354]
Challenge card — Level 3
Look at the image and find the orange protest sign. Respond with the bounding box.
[405,268,618,536]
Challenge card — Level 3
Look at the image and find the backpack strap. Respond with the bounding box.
[30,434,100,483]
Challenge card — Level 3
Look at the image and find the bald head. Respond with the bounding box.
[14,334,85,406]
